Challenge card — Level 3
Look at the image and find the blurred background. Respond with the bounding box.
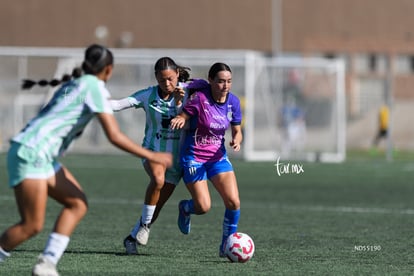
[0,0,413,162]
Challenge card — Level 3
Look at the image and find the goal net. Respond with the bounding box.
[0,47,345,162]
[244,55,346,162]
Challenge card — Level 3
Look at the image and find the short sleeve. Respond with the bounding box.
[230,94,242,125]
[182,91,201,116]
[85,82,113,114]
[128,87,154,109]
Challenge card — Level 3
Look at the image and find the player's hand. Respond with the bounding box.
[174,86,185,106]
[170,116,186,129]
[152,152,173,168]
[230,140,241,152]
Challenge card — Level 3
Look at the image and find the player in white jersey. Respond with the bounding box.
[111,57,209,254]
[0,45,172,276]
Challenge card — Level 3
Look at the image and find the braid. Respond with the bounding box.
[21,44,112,90]
[21,67,83,90]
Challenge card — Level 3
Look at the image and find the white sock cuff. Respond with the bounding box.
[141,204,156,225]
[0,246,11,261]
[143,204,156,211]
[43,232,70,265]
[50,232,70,244]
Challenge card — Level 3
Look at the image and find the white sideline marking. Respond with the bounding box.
[1,195,413,215]
[279,205,414,215]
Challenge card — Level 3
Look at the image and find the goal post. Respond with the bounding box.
[0,47,346,162]
[243,55,346,162]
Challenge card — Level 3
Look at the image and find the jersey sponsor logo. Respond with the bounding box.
[194,128,222,146]
[212,114,225,120]
[149,103,166,114]
[209,122,226,129]
[150,100,178,114]
[156,128,180,140]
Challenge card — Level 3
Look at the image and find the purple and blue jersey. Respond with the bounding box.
[181,88,242,163]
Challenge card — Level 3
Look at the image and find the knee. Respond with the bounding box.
[21,221,44,238]
[224,197,240,210]
[69,197,89,218]
[150,174,165,190]
[195,200,211,214]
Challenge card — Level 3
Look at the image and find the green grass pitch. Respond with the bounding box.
[0,152,413,275]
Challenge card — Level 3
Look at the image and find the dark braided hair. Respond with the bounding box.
[154,57,191,83]
[22,67,82,90]
[22,44,113,90]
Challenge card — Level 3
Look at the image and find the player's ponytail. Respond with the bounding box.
[21,44,113,90]
[154,57,191,83]
[21,67,82,90]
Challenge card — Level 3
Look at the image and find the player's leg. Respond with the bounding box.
[32,166,88,275]
[123,181,175,254]
[47,166,88,235]
[126,160,166,249]
[208,158,240,256]
[151,182,176,223]
[177,179,211,235]
[1,144,50,263]
[177,161,211,234]
[0,178,48,258]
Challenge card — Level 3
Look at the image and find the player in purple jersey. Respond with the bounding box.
[170,62,243,257]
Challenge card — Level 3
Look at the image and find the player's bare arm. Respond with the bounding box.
[170,112,190,129]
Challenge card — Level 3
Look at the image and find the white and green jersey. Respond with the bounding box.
[12,74,113,160]
[126,85,186,157]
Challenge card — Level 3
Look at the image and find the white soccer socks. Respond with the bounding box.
[42,232,70,265]
[130,204,155,238]
[0,246,11,262]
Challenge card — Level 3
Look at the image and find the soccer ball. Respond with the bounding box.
[224,232,255,263]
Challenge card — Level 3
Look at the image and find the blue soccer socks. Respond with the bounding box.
[220,208,240,255]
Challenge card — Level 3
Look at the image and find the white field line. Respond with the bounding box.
[1,195,414,216]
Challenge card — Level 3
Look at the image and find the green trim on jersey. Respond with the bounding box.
[127,85,187,177]
[12,74,113,160]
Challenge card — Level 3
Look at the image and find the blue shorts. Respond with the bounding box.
[7,142,61,188]
[181,156,233,184]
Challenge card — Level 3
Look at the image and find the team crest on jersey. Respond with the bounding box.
[227,105,233,120]
[227,111,233,120]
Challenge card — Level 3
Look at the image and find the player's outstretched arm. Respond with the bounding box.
[110,98,134,112]
[97,112,172,167]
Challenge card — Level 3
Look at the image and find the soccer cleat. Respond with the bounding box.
[219,244,226,258]
[135,223,150,246]
[178,200,191,234]
[32,254,59,276]
[123,235,138,255]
